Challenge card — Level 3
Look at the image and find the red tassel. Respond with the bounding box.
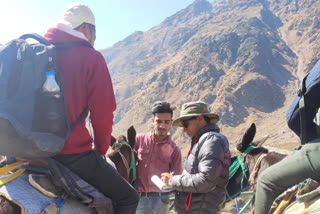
[184,135,197,211]
[185,192,192,211]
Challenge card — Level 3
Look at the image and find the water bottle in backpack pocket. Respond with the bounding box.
[0,33,91,158]
[32,71,69,138]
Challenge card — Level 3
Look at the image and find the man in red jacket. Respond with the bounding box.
[45,3,139,213]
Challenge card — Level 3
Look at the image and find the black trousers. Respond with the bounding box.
[54,150,139,214]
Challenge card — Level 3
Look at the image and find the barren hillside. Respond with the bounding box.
[100,0,320,155]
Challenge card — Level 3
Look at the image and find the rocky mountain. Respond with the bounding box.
[100,0,320,155]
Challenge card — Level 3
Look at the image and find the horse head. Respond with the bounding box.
[108,126,137,184]
[226,123,286,200]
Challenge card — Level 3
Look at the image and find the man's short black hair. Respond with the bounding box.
[152,101,173,116]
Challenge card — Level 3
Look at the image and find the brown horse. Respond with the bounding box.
[226,123,287,200]
[0,126,137,214]
[107,126,137,184]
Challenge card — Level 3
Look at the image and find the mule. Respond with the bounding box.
[226,123,287,199]
[0,126,137,214]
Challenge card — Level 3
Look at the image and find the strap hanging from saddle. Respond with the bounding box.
[40,196,65,214]
[123,140,136,183]
[248,153,267,185]
[298,74,308,145]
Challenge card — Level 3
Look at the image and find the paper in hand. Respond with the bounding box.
[151,175,173,192]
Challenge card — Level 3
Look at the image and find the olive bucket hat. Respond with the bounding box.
[172,101,219,127]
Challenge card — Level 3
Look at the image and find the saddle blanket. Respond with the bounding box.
[0,173,96,214]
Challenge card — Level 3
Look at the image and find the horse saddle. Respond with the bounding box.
[47,158,113,211]
[0,156,113,213]
[28,173,62,198]
[269,178,320,214]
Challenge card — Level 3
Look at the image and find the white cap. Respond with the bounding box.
[60,3,95,29]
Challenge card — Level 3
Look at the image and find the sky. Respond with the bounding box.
[0,0,213,50]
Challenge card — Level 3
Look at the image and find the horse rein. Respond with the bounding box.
[117,150,130,176]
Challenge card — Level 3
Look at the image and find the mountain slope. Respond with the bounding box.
[101,0,320,154]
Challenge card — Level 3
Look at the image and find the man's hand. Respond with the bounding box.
[161,172,173,185]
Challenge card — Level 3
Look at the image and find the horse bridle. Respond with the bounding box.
[114,141,136,182]
[232,145,268,188]
[227,145,257,200]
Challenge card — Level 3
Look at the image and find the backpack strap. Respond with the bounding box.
[19,33,93,49]
[19,33,56,70]
[298,74,309,145]
[70,107,88,131]
[53,41,92,131]
[19,33,51,46]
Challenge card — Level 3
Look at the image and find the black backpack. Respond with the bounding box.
[0,33,91,159]
[287,59,320,144]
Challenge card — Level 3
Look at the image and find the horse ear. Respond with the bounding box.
[127,126,136,148]
[236,123,256,152]
[111,136,117,147]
